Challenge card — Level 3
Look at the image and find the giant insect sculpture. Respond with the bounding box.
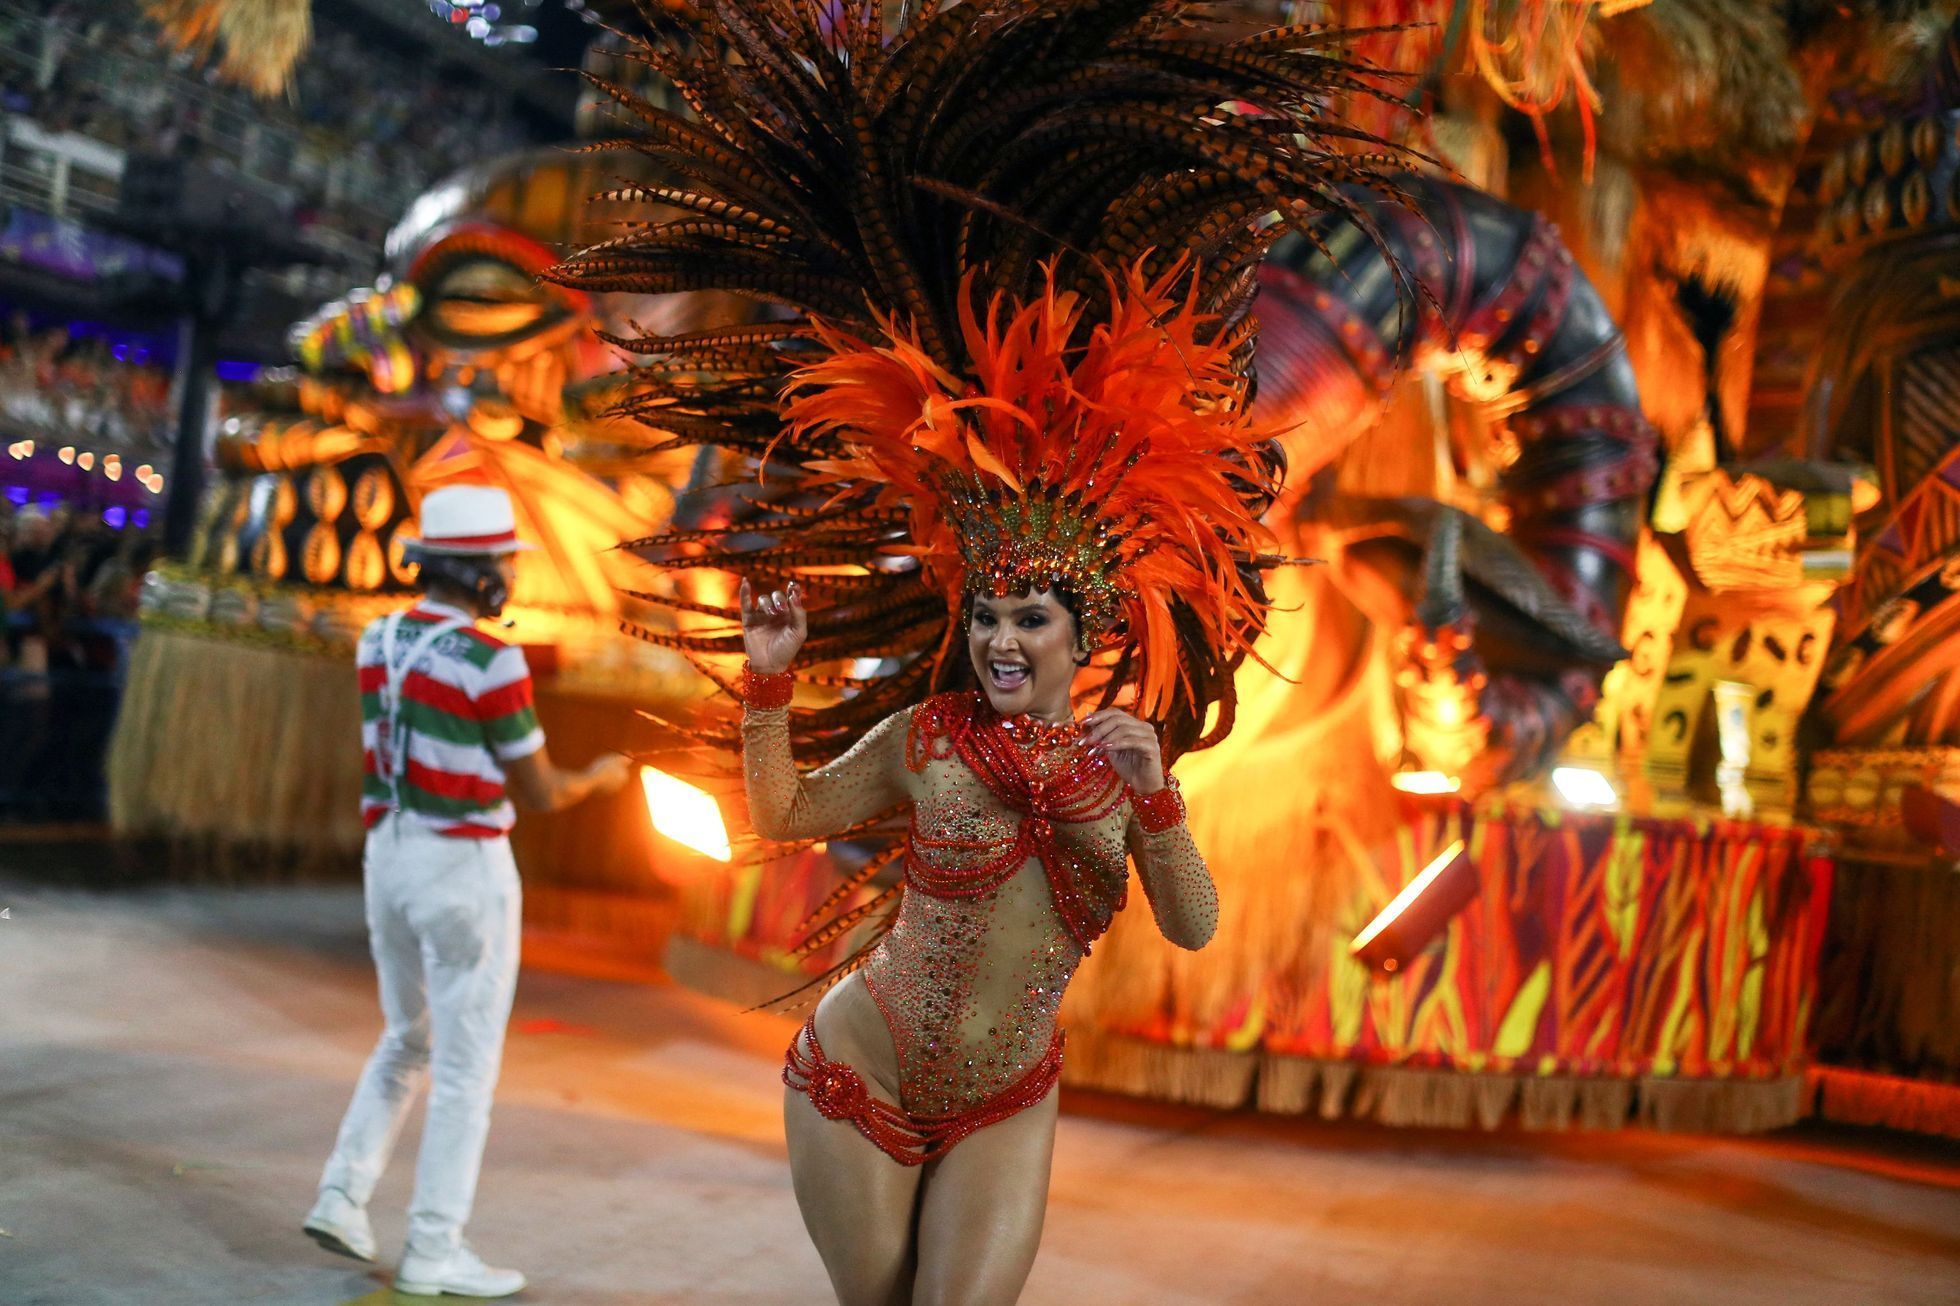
[1252,174,1657,792]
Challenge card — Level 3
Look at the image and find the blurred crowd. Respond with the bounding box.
[0,499,150,816]
[0,499,153,672]
[0,315,175,452]
[0,0,539,247]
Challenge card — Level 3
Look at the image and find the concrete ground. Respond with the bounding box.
[2,875,1958,1306]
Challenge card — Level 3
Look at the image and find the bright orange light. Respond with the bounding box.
[104,463,121,481]
[1350,839,1467,960]
[1391,770,1461,795]
[77,452,94,471]
[640,766,732,862]
[135,464,152,479]
[58,446,74,464]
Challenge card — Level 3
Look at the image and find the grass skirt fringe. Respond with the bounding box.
[1063,1028,1806,1134]
[107,630,365,877]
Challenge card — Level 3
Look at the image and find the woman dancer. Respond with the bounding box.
[742,571,1213,1304]
[547,2,1409,1299]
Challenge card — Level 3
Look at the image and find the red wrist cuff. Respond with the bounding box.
[741,664,794,710]
[1132,778,1185,833]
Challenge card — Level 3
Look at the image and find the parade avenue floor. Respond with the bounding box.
[3,871,1957,1306]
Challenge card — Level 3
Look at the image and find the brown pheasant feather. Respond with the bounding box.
[550,0,1418,767]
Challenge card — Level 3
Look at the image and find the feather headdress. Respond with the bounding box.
[146,0,311,99]
[783,256,1280,722]
[550,0,1416,763]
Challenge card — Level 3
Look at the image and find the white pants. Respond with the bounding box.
[317,816,522,1259]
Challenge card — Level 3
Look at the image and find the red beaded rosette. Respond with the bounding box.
[804,1059,869,1121]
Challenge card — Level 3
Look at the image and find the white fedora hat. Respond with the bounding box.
[400,484,536,556]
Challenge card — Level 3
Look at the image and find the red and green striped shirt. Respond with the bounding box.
[358,602,545,838]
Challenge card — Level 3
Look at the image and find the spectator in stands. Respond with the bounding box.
[7,503,64,676]
[0,509,15,671]
[2,311,31,362]
[0,505,52,806]
[31,326,67,389]
[85,530,155,624]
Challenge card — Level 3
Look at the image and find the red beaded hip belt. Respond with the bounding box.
[783,1018,1064,1166]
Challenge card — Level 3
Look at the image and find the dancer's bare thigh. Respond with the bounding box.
[910,1088,1059,1306]
[785,1087,923,1306]
[785,976,921,1306]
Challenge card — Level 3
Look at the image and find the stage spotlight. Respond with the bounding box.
[640,766,732,862]
[77,452,94,471]
[58,446,75,464]
[1551,766,1618,809]
[1391,770,1460,795]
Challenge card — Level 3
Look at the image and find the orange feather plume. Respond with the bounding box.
[781,257,1280,720]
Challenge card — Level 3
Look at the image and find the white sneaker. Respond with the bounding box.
[301,1187,376,1263]
[395,1243,527,1298]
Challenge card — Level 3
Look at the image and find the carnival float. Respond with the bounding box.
[110,0,1960,1139]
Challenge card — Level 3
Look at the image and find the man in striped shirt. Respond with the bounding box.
[305,485,628,1299]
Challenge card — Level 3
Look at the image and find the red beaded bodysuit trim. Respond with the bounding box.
[740,664,795,709]
[748,689,1208,1161]
[784,1018,1065,1166]
[1131,779,1185,833]
[902,693,1133,951]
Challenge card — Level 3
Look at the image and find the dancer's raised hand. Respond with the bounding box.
[1084,707,1166,793]
[739,579,807,674]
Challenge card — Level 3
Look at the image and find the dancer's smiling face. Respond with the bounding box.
[968,588,1081,722]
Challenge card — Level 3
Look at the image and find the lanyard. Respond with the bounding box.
[375,610,470,812]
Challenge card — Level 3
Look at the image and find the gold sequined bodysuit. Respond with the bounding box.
[745,691,1215,1159]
